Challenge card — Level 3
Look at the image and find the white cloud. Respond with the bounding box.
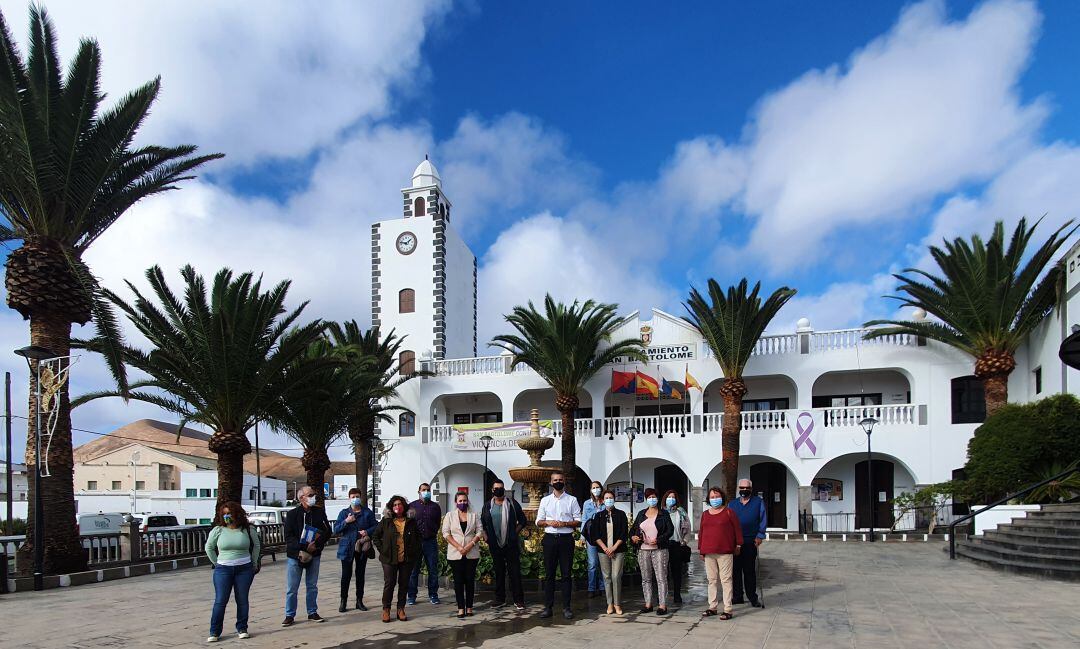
[5,0,451,165]
[777,272,903,334]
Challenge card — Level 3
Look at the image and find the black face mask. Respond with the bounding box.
[551,481,565,492]
[739,489,752,497]
[492,487,505,497]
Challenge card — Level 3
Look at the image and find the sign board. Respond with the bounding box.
[451,421,553,451]
[812,478,843,501]
[610,481,644,503]
[609,344,696,365]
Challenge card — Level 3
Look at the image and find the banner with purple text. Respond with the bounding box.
[451,420,554,451]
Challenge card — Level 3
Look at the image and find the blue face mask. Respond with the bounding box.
[666,497,677,508]
[420,491,431,501]
[604,498,615,509]
[351,497,362,507]
[222,513,233,524]
[646,497,659,508]
[709,497,723,508]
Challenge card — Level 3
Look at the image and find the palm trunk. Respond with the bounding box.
[559,408,576,496]
[982,374,1009,418]
[303,448,332,506]
[209,430,251,506]
[16,314,84,575]
[354,436,371,507]
[719,378,747,501]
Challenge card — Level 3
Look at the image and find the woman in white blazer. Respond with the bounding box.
[442,491,486,618]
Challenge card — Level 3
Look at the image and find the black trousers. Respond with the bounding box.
[542,533,574,609]
[381,560,415,609]
[340,552,368,601]
[449,558,479,609]
[668,549,685,596]
[732,541,758,602]
[490,541,524,605]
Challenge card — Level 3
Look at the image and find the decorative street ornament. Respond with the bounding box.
[790,410,822,459]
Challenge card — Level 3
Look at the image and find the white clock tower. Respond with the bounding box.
[371,157,477,365]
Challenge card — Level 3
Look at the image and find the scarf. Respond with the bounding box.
[489,497,510,547]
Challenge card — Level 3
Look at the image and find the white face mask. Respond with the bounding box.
[591,487,602,497]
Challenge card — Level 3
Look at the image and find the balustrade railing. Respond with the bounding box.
[753,334,799,356]
[426,355,507,376]
[141,526,211,560]
[811,328,915,352]
[819,404,915,428]
[552,419,593,436]
[603,414,692,437]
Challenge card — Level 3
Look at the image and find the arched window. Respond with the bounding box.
[413,197,425,218]
[399,413,416,437]
[398,288,415,314]
[399,350,415,376]
[951,376,985,424]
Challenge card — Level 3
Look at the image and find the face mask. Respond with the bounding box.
[709,497,723,508]
[393,505,405,517]
[604,498,615,509]
[350,497,362,507]
[739,489,752,497]
[222,513,233,524]
[551,481,564,492]
[666,497,677,507]
[591,487,602,497]
[492,487,505,497]
[301,495,312,506]
[646,497,659,508]
[420,490,431,501]
[456,502,469,512]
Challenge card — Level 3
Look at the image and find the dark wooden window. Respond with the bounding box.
[453,414,471,425]
[399,413,416,437]
[398,350,415,376]
[951,376,985,424]
[812,393,883,408]
[1033,367,1042,394]
[413,197,425,218]
[399,288,415,313]
[744,398,790,411]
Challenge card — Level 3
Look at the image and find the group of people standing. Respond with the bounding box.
[201,475,768,641]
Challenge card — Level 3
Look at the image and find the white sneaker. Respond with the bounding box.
[237,632,251,639]
[206,636,219,643]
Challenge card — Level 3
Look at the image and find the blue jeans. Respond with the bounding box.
[210,562,254,637]
[407,538,439,600]
[586,543,604,592]
[285,556,321,617]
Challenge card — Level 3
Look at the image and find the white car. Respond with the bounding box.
[248,507,291,526]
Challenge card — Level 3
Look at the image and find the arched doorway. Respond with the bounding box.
[605,458,690,516]
[812,453,918,532]
[431,462,498,513]
[431,391,504,426]
[749,462,788,528]
[855,459,894,530]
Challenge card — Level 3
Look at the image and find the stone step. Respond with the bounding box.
[1020,512,1080,524]
[1039,503,1080,514]
[960,538,1080,567]
[955,543,1080,581]
[982,529,1080,549]
[974,534,1080,557]
[1007,520,1080,536]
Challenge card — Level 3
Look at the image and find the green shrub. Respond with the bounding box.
[4,518,27,535]
[962,393,1080,503]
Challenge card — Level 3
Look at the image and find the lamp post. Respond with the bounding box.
[480,435,494,495]
[371,436,381,509]
[15,345,59,592]
[624,426,639,518]
[859,416,879,541]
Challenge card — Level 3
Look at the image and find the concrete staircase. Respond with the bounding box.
[955,503,1080,580]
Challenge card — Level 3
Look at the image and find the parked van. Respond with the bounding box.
[248,507,291,526]
[77,512,140,536]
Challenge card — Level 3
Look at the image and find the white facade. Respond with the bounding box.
[75,470,285,525]
[370,161,1080,532]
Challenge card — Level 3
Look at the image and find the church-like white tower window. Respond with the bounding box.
[399,413,416,437]
[399,350,416,376]
[413,196,425,218]
[399,288,415,314]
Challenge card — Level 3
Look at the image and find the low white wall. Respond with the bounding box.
[0,501,28,520]
[972,504,1039,535]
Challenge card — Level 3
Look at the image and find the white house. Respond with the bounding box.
[368,159,1080,532]
[1,462,29,522]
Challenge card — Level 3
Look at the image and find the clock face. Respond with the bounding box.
[396,231,417,255]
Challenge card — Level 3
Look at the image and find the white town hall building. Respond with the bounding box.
[364,158,1080,533]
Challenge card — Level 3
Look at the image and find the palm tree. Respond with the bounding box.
[75,265,328,505]
[326,321,423,507]
[491,295,647,495]
[683,279,796,500]
[0,7,221,573]
[268,341,356,505]
[865,217,1076,416]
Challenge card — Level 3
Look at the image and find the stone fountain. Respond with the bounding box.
[508,408,558,524]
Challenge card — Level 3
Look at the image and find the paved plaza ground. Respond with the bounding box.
[2,541,1078,649]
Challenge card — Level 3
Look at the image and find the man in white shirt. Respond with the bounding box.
[535,471,581,619]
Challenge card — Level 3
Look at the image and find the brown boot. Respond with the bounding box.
[396,608,408,621]
[381,608,391,623]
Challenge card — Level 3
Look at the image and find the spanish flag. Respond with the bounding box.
[636,371,659,399]
[685,365,702,391]
[611,370,637,395]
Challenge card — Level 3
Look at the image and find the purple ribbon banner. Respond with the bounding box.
[792,411,818,457]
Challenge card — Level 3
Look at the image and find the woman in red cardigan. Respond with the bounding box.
[697,486,742,619]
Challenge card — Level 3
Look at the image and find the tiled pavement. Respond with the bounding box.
[2,541,1078,649]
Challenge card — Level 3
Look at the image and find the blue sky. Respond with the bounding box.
[2,0,1079,456]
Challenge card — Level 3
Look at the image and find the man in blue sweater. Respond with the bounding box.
[727,478,766,607]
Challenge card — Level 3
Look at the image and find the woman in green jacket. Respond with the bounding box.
[371,494,421,623]
[204,501,261,642]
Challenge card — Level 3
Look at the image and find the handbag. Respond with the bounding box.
[581,518,594,545]
[674,543,692,563]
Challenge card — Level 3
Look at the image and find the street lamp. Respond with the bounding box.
[624,425,639,518]
[859,416,878,542]
[1060,327,1080,370]
[480,435,494,495]
[14,344,58,592]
